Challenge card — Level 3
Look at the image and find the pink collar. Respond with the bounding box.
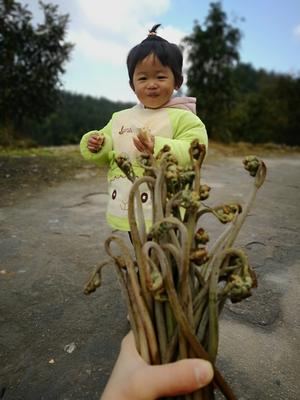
[162,96,197,114]
[139,96,197,114]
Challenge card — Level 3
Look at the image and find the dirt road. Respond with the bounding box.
[0,151,299,399]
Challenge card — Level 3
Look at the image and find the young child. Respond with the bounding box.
[80,24,208,232]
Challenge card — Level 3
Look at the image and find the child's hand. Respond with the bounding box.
[87,133,105,153]
[133,128,155,154]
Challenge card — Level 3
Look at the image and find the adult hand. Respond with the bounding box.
[100,331,214,400]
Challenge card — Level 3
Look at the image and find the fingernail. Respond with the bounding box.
[194,361,213,386]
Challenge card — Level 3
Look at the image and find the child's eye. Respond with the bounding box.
[158,75,167,80]
[138,77,147,81]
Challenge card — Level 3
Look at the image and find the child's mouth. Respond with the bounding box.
[147,93,159,97]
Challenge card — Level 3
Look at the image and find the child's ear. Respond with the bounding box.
[175,76,183,90]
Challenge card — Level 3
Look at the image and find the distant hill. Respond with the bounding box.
[18,67,300,147]
[24,91,134,146]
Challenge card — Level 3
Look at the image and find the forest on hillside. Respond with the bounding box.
[22,92,134,146]
[22,63,300,146]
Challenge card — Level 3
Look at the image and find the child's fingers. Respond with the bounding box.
[136,132,154,152]
[133,136,144,152]
[88,140,98,148]
[88,145,99,153]
[88,143,98,149]
[96,136,104,146]
[88,139,99,147]
[88,143,102,152]
[89,136,100,145]
[133,136,154,155]
[89,134,104,142]
[136,132,149,146]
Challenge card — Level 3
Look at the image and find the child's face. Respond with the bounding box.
[132,53,177,109]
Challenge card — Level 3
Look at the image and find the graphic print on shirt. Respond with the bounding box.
[108,176,152,220]
[112,106,173,161]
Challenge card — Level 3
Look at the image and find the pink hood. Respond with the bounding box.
[163,96,197,114]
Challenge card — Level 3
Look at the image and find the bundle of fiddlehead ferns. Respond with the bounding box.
[84,141,267,399]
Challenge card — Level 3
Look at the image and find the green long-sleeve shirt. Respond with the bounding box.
[80,103,207,231]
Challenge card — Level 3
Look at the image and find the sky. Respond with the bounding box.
[21,0,300,103]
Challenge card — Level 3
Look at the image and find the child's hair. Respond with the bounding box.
[127,24,183,88]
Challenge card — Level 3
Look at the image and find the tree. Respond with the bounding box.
[182,2,241,141]
[230,64,300,145]
[0,0,73,144]
[258,74,300,145]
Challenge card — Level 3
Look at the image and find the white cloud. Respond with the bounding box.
[69,30,128,65]
[293,24,300,41]
[76,0,170,36]
[157,25,186,44]
[69,1,187,68]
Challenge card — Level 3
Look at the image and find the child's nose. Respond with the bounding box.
[147,80,158,89]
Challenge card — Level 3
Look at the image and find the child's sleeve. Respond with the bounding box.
[153,111,208,166]
[79,118,113,166]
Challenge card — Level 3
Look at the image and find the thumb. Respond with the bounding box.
[139,358,214,398]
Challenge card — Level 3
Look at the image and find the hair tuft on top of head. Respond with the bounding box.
[148,24,162,37]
